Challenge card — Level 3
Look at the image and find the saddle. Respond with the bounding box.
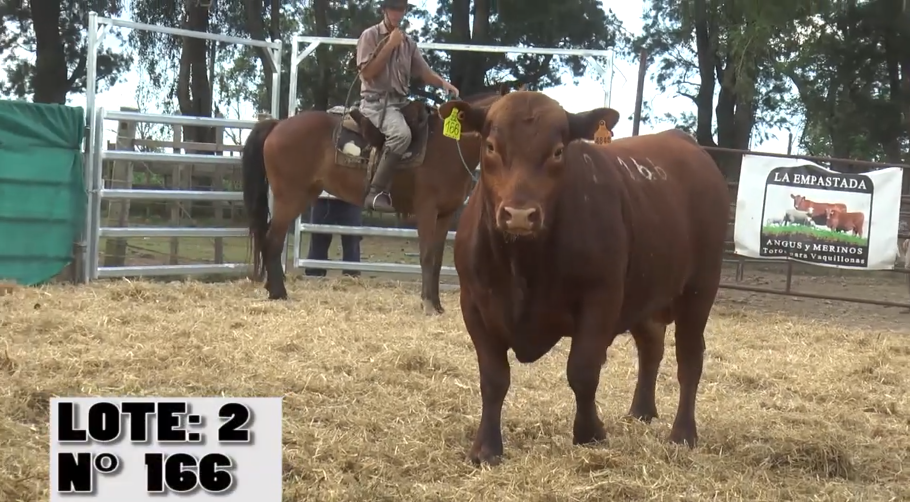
[329,100,434,171]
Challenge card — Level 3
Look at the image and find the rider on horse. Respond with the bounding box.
[355,0,460,213]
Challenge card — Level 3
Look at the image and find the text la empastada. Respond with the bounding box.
[772,171,868,190]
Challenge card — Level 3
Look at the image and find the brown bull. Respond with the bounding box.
[441,91,729,465]
[791,194,847,225]
[826,207,865,237]
[241,86,514,312]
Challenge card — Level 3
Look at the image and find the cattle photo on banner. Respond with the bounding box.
[734,154,903,269]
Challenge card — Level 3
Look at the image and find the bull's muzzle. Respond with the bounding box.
[496,203,543,235]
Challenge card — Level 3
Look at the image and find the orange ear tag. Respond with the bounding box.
[594,120,612,145]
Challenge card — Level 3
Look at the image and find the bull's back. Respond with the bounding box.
[584,131,728,321]
[606,131,728,238]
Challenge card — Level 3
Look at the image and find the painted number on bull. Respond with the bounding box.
[443,109,462,140]
[630,158,654,180]
[645,158,668,180]
[617,157,667,181]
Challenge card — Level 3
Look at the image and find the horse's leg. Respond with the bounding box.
[263,194,313,300]
[414,205,442,315]
[427,211,456,315]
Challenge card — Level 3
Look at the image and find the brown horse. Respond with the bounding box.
[242,86,513,313]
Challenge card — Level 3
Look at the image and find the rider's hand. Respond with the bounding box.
[443,81,460,98]
[388,28,405,47]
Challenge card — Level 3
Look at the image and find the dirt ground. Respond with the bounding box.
[2,275,909,501]
[715,260,910,333]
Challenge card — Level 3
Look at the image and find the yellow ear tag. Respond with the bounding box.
[594,120,612,145]
[443,108,462,140]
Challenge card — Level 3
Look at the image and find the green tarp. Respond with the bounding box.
[0,100,87,286]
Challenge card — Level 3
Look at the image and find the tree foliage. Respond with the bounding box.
[0,0,129,103]
[9,0,910,182]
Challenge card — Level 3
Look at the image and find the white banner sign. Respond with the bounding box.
[734,154,904,270]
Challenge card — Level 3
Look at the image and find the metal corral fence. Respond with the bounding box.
[78,14,910,311]
[81,13,281,281]
[78,14,615,282]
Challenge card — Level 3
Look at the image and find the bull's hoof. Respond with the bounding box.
[572,420,607,446]
[626,405,658,424]
[668,427,698,448]
[266,286,288,300]
[467,446,503,466]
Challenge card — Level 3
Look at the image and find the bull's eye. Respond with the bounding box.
[553,146,564,159]
[485,141,495,153]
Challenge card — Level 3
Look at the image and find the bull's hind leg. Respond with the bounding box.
[627,319,667,422]
[667,287,716,447]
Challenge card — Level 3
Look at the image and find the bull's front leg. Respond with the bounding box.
[566,292,617,445]
[463,299,511,465]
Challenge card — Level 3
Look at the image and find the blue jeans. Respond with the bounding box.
[304,198,363,277]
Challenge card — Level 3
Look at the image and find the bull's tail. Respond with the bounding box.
[242,118,281,281]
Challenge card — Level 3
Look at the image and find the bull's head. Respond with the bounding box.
[439,91,619,238]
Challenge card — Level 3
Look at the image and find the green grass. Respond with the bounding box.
[761,223,867,246]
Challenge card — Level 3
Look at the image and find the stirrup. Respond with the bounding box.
[369,191,393,208]
[369,191,395,210]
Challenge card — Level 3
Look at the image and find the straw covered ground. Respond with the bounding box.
[1,277,909,501]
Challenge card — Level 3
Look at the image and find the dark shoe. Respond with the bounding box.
[364,150,401,213]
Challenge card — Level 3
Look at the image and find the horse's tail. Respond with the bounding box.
[242,118,280,281]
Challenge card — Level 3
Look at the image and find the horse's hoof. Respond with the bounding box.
[422,299,444,315]
[267,291,288,300]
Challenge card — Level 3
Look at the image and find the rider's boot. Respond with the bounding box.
[364,148,400,213]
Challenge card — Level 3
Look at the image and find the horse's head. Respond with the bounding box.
[436,84,524,137]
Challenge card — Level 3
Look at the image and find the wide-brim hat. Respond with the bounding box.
[381,0,412,9]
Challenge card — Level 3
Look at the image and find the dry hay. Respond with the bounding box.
[1,277,909,501]
[0,280,19,296]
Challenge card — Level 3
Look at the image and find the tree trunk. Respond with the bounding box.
[692,0,716,147]
[177,1,214,147]
[448,0,473,93]
[31,0,69,103]
[243,0,273,110]
[463,0,491,95]
[312,0,331,111]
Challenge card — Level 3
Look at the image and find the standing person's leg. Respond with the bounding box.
[359,100,411,212]
[304,198,333,277]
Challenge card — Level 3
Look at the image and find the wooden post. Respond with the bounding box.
[169,125,182,265]
[231,168,243,220]
[212,110,226,263]
[102,106,137,267]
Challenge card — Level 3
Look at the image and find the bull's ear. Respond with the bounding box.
[567,107,621,142]
[438,100,488,134]
[498,83,510,96]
